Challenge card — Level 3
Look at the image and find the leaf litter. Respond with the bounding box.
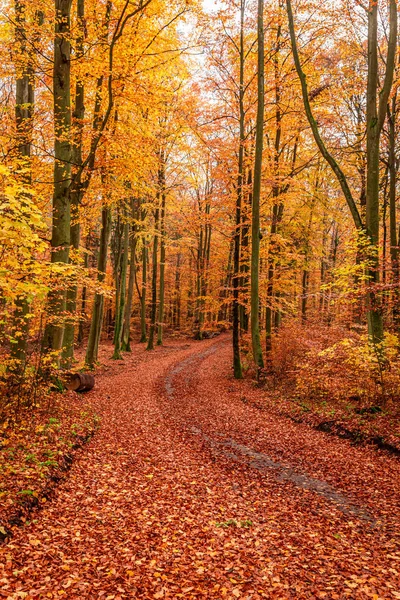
[1,334,400,598]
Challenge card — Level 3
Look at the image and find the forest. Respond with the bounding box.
[1,0,400,597]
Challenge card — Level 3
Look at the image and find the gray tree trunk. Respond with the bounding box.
[62,0,85,366]
[250,0,265,374]
[42,0,72,359]
[85,205,111,367]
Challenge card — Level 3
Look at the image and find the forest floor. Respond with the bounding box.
[1,333,400,599]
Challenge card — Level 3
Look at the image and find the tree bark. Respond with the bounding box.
[140,230,148,343]
[266,15,282,359]
[147,204,160,350]
[62,0,85,366]
[157,188,166,345]
[232,0,245,379]
[122,199,138,352]
[173,252,181,329]
[42,0,72,359]
[388,96,400,328]
[250,0,265,374]
[85,205,111,367]
[112,214,129,359]
[365,0,397,345]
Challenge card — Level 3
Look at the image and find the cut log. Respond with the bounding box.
[64,373,95,393]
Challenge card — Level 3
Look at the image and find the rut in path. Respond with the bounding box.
[1,336,400,599]
[164,341,373,523]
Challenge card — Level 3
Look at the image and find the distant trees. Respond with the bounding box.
[287,0,397,347]
[1,0,400,386]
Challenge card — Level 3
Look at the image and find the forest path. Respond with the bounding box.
[1,335,400,599]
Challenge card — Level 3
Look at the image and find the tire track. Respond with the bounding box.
[163,337,374,524]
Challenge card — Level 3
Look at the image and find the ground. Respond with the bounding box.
[1,334,400,599]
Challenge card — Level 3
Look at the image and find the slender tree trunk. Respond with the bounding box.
[85,205,111,367]
[327,224,339,326]
[173,252,181,329]
[239,164,252,331]
[219,239,234,322]
[112,210,123,345]
[42,0,72,359]
[319,215,328,317]
[140,234,148,343]
[157,189,166,345]
[365,0,397,344]
[187,255,195,321]
[196,209,204,339]
[382,166,389,289]
[251,0,265,374]
[147,205,160,350]
[122,201,137,352]
[388,95,400,329]
[112,214,129,359]
[77,248,88,345]
[266,16,282,359]
[204,205,212,317]
[232,0,245,379]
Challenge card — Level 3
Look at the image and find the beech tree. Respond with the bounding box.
[250,0,265,373]
[286,0,397,346]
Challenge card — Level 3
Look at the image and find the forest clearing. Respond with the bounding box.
[1,0,400,596]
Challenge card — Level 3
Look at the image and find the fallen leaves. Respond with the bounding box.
[0,338,399,598]
[0,394,97,539]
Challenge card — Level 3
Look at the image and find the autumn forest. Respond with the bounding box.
[1,0,400,597]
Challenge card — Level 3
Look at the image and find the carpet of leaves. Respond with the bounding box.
[1,334,400,599]
[0,394,98,539]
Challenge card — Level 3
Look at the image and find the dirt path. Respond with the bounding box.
[1,335,400,599]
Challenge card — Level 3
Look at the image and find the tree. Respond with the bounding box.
[286,0,397,345]
[41,0,73,360]
[250,0,265,373]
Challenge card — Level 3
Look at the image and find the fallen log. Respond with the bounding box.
[64,372,95,393]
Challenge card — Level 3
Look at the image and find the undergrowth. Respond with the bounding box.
[241,321,400,450]
[0,383,99,540]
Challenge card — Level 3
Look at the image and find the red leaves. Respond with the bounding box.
[1,337,400,598]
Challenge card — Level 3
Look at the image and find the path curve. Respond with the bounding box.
[1,336,400,599]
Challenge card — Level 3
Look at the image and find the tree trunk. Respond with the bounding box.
[232,0,245,379]
[250,0,265,374]
[266,16,282,359]
[140,233,148,343]
[112,213,129,359]
[157,188,166,345]
[85,205,111,367]
[62,0,85,367]
[122,200,138,352]
[112,210,123,345]
[42,0,72,359]
[366,0,383,345]
[239,164,252,331]
[77,242,89,344]
[218,239,233,323]
[147,205,159,350]
[388,95,400,328]
[173,252,181,329]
